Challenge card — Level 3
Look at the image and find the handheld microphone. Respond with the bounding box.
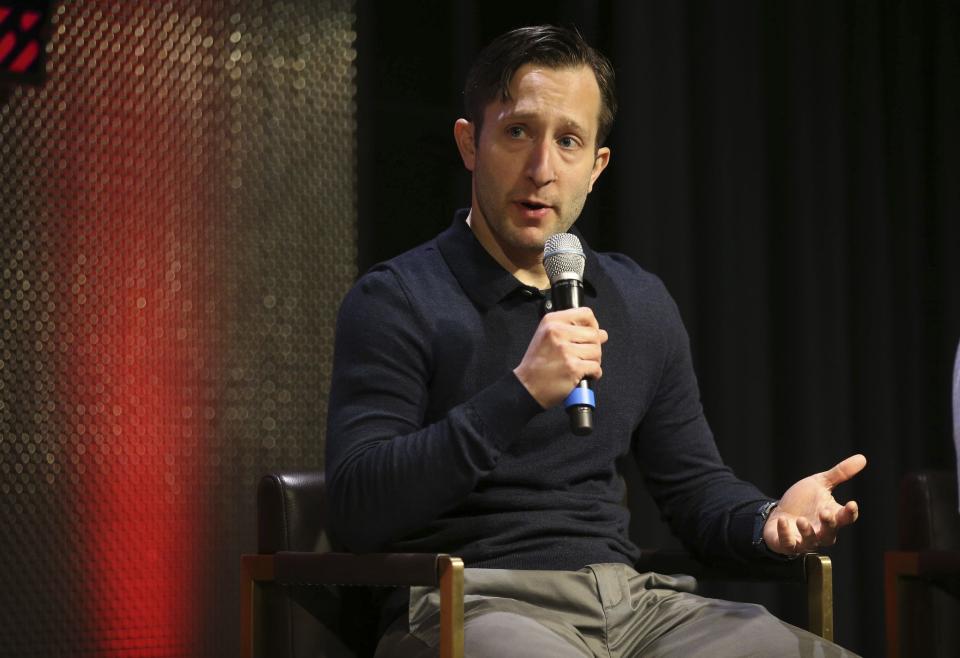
[543,233,594,436]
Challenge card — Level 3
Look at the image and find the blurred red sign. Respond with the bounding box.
[0,1,51,85]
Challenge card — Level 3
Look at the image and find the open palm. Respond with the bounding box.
[762,454,867,555]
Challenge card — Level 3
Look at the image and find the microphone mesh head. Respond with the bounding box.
[543,233,585,284]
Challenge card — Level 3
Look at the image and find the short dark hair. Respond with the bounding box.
[463,25,617,147]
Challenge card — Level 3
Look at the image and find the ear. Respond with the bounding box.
[588,146,611,192]
[453,118,476,172]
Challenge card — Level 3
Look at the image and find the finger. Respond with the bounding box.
[566,325,606,344]
[777,516,800,552]
[818,507,839,532]
[551,307,600,328]
[835,500,859,527]
[566,344,602,382]
[541,324,601,354]
[797,517,817,546]
[571,360,603,382]
[588,365,603,381]
[813,510,838,546]
[543,321,602,345]
[572,341,603,357]
[821,453,867,488]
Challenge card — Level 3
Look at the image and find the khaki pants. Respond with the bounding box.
[376,564,859,658]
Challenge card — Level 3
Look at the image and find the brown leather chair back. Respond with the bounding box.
[898,471,960,551]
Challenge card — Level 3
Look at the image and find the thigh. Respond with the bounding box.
[599,567,859,658]
[635,596,856,658]
[388,568,604,657]
[375,609,589,658]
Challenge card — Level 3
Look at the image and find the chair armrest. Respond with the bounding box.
[884,549,960,658]
[635,550,833,640]
[241,552,464,658]
[888,549,960,576]
[271,551,454,587]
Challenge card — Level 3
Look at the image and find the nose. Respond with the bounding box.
[525,139,556,187]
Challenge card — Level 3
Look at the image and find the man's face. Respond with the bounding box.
[455,64,610,267]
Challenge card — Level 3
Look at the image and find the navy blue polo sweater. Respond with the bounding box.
[325,210,772,572]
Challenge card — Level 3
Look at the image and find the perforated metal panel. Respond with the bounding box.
[0,1,356,655]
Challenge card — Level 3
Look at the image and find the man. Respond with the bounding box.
[326,25,865,657]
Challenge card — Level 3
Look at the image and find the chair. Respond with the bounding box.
[242,471,836,658]
[883,341,960,657]
[884,471,960,657]
[240,471,464,658]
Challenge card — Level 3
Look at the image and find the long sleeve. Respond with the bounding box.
[324,266,541,552]
[629,275,773,563]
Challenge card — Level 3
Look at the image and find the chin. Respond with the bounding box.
[508,229,551,252]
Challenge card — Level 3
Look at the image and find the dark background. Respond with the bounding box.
[356,1,960,655]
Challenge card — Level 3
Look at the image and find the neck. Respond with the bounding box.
[465,209,550,289]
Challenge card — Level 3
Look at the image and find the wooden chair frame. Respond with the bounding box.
[241,552,464,658]
[241,549,833,657]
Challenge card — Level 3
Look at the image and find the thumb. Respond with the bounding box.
[821,453,867,488]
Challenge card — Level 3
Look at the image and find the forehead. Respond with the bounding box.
[488,64,602,137]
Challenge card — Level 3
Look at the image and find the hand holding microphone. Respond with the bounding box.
[513,233,603,435]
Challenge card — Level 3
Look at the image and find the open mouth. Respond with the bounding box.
[519,201,549,210]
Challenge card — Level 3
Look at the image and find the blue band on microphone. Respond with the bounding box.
[564,387,595,409]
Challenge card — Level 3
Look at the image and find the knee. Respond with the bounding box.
[733,605,851,657]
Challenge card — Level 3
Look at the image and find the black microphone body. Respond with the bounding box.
[549,274,594,436]
[550,277,583,310]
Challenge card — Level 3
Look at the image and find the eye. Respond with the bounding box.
[507,125,526,139]
[557,135,580,149]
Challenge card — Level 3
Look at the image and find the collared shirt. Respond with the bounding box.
[325,209,773,572]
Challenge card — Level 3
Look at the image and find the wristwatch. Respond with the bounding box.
[753,500,796,559]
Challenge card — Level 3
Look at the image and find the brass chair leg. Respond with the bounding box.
[804,553,833,641]
[438,555,465,658]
